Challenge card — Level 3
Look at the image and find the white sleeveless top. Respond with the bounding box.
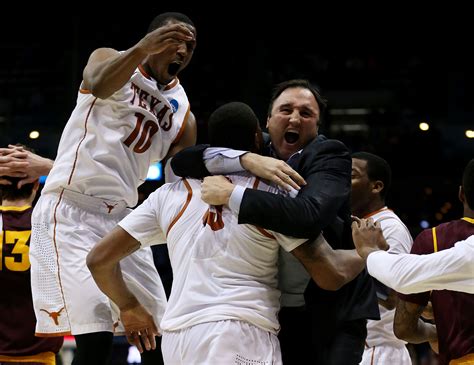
[43,65,190,206]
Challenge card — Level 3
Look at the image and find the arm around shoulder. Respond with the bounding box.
[239,138,351,237]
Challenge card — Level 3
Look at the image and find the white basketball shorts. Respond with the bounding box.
[162,320,282,365]
[29,189,167,336]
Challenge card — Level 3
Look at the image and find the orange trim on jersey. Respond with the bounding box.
[164,77,179,90]
[167,178,193,236]
[172,104,191,145]
[462,217,474,224]
[0,351,56,364]
[35,331,72,337]
[432,227,438,253]
[251,177,275,239]
[51,189,71,328]
[256,227,276,239]
[67,98,97,185]
[363,207,391,219]
[252,177,260,189]
[79,88,92,94]
[450,353,474,364]
[138,64,151,80]
[0,205,31,211]
[370,346,376,365]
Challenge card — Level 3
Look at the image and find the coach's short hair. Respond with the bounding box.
[208,102,259,152]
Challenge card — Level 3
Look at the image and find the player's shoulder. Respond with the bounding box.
[305,134,349,154]
[412,227,437,253]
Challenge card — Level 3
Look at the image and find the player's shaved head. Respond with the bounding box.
[147,12,195,33]
[208,102,260,152]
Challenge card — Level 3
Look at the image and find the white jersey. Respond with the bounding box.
[119,173,308,334]
[43,65,190,206]
[365,207,413,348]
[367,235,474,294]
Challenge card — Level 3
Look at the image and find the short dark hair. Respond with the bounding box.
[0,145,36,202]
[208,102,259,152]
[267,79,327,123]
[147,12,194,33]
[462,159,474,209]
[352,152,392,200]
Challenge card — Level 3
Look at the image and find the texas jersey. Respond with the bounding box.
[43,64,190,206]
[365,207,413,348]
[119,173,308,334]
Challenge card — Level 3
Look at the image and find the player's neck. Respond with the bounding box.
[361,201,386,219]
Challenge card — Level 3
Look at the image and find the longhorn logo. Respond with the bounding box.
[103,201,118,214]
[40,307,65,326]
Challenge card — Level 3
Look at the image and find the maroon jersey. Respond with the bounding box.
[399,218,474,365]
[0,206,63,357]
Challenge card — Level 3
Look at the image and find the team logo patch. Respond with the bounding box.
[168,98,179,113]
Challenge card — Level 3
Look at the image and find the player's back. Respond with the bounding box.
[160,173,303,334]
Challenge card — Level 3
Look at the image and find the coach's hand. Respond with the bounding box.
[201,176,234,205]
[240,153,306,191]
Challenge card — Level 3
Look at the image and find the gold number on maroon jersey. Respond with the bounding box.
[1,230,31,271]
[123,112,159,153]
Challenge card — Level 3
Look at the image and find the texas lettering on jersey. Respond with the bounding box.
[129,82,173,131]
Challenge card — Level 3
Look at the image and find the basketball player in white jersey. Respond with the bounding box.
[29,12,197,365]
[87,102,365,364]
[351,152,414,365]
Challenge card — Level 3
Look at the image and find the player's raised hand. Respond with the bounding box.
[137,23,195,56]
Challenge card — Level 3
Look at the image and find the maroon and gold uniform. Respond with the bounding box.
[0,205,62,364]
[399,218,474,365]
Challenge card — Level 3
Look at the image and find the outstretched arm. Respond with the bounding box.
[291,236,365,290]
[353,218,474,294]
[201,139,351,238]
[366,245,474,294]
[172,146,305,191]
[86,226,159,352]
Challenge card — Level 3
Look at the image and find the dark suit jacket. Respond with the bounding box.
[171,135,379,326]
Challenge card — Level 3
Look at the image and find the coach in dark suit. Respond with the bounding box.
[172,79,379,365]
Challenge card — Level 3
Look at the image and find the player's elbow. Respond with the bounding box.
[86,249,104,275]
[90,85,114,100]
[393,323,411,341]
